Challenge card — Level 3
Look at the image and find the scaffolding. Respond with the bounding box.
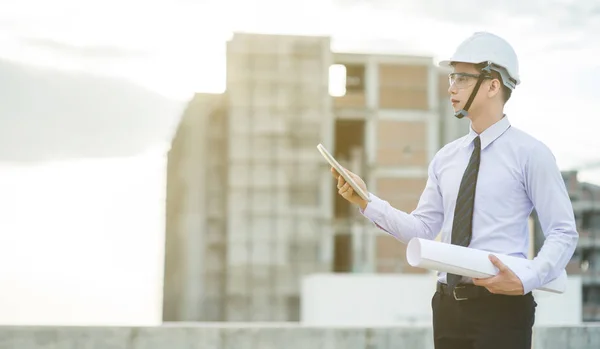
[225,33,334,320]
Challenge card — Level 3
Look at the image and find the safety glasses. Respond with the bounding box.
[448,72,492,89]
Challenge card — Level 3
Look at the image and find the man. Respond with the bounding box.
[332,32,578,349]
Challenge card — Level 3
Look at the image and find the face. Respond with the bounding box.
[447,62,501,118]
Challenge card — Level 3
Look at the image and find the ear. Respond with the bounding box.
[487,79,502,98]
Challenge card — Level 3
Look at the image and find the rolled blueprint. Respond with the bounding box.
[406,238,567,294]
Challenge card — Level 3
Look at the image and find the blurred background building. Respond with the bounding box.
[162,32,469,322]
[533,169,600,322]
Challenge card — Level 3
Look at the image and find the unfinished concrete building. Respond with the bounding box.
[330,52,467,274]
[162,32,469,322]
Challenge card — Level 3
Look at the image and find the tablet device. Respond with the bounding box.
[317,143,371,202]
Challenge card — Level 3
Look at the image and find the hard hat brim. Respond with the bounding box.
[438,59,453,67]
[438,58,481,67]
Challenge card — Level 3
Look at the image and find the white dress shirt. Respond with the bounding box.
[361,116,579,294]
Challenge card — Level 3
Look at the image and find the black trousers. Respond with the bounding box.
[432,284,537,349]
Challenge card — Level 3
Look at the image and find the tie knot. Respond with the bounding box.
[474,136,481,149]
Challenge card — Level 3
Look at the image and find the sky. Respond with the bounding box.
[2,0,598,166]
[0,0,599,325]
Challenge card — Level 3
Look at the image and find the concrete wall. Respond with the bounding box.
[301,274,583,327]
[1,324,599,349]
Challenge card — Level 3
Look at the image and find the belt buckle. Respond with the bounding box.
[453,286,468,301]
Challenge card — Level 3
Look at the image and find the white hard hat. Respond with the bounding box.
[439,32,520,90]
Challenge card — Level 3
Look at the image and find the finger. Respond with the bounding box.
[473,275,498,286]
[473,278,489,286]
[489,254,509,273]
[337,175,345,189]
[331,167,340,179]
[472,278,497,293]
[339,182,349,193]
[340,186,354,198]
[340,185,353,198]
[340,184,352,197]
[331,167,339,179]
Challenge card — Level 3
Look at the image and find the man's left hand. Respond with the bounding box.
[473,254,524,295]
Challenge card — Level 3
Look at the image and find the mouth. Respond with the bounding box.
[451,99,460,105]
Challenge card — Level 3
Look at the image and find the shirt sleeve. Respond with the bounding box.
[514,142,579,294]
[359,155,445,244]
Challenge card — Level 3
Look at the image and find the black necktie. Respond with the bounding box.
[447,136,481,290]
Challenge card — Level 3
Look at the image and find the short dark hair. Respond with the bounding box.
[475,62,511,103]
[491,70,512,104]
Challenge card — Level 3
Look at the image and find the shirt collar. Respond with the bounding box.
[462,115,511,150]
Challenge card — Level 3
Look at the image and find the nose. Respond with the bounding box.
[447,82,458,95]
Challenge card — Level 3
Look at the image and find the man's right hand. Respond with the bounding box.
[331,167,369,210]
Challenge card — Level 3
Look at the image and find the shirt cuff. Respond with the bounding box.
[359,192,386,221]
[511,262,540,295]
[358,193,395,234]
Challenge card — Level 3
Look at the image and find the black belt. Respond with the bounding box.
[437,282,492,301]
